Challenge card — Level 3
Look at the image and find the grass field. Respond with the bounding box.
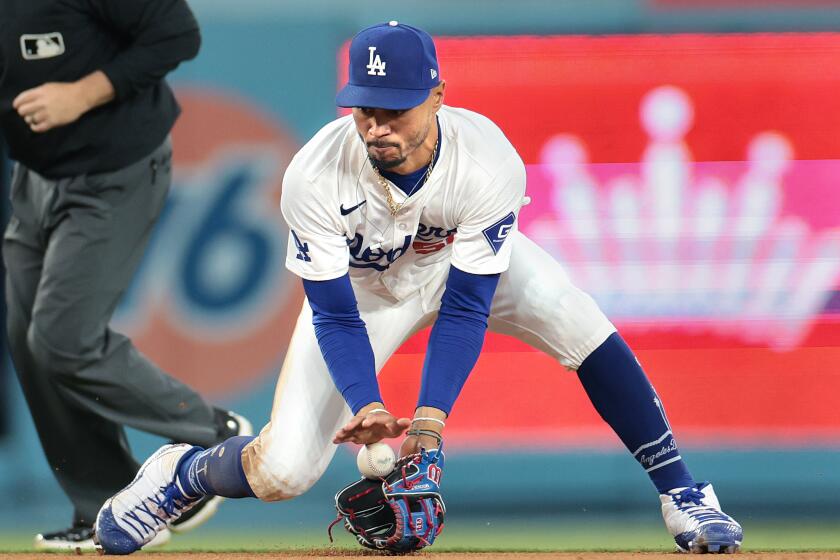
[1,521,838,554]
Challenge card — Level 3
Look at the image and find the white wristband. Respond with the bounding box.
[412,416,445,427]
[366,408,389,415]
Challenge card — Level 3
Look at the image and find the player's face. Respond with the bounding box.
[353,84,444,172]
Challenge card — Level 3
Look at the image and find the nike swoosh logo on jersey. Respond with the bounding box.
[340,200,367,215]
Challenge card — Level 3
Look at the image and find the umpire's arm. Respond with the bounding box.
[89,0,202,101]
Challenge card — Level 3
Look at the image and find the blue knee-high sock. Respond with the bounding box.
[176,436,257,498]
[577,333,695,493]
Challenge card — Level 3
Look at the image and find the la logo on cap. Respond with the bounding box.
[366,46,386,76]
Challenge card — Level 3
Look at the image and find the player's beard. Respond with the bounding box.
[366,123,431,170]
[367,142,405,169]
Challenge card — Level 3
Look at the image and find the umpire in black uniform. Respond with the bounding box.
[0,0,250,551]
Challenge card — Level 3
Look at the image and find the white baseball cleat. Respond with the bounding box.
[660,481,743,554]
[94,444,200,555]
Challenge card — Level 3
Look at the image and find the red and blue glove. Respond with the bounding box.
[332,447,445,553]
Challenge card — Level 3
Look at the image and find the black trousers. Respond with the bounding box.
[4,138,220,525]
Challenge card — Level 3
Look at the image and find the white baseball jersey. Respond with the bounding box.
[281,105,527,303]
[242,105,614,501]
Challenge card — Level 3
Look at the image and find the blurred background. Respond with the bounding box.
[2,0,840,551]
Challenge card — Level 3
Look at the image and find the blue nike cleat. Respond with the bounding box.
[660,481,743,554]
[94,444,200,555]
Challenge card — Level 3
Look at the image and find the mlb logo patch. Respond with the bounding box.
[482,212,516,255]
[20,33,65,60]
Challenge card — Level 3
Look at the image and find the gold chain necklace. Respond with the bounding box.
[369,138,438,216]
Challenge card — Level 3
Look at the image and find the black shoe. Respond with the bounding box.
[36,523,171,551]
[214,408,254,441]
[169,409,253,534]
[34,525,96,552]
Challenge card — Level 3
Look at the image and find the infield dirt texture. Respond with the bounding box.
[2,553,840,559]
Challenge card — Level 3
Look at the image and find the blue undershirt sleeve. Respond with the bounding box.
[417,265,500,414]
[302,274,381,414]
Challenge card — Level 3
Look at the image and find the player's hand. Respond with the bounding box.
[399,436,424,458]
[399,407,446,458]
[14,71,115,133]
[399,429,444,458]
[333,405,411,445]
[14,82,90,133]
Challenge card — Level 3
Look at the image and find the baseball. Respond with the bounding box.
[357,442,396,479]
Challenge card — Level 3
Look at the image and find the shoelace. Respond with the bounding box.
[160,483,194,517]
[122,483,193,539]
[672,487,707,507]
[671,487,733,524]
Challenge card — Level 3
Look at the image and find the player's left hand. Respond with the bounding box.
[13,82,89,133]
[333,406,411,445]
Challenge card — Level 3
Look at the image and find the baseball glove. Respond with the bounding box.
[331,447,445,553]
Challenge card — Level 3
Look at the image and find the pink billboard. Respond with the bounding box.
[373,33,840,448]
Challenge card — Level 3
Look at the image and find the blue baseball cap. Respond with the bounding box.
[336,21,440,111]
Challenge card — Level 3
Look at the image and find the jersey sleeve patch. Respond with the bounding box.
[481,212,516,255]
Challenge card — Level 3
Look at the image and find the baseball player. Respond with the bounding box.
[95,22,742,555]
[0,0,251,551]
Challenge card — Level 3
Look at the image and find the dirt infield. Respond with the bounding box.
[2,553,840,559]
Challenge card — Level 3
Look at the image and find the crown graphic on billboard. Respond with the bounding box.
[527,85,840,350]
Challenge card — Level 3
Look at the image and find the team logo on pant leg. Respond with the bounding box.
[482,212,516,255]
